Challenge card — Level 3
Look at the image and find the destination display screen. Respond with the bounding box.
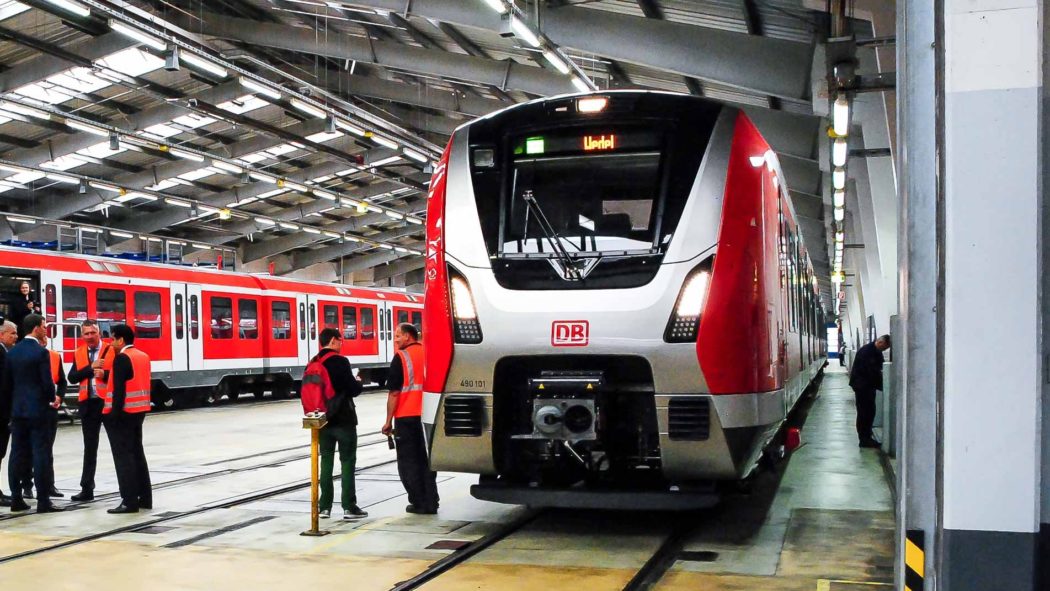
[512,127,660,158]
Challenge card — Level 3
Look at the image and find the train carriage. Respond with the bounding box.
[0,247,422,406]
[422,91,827,508]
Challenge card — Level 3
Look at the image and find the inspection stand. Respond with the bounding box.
[300,413,330,537]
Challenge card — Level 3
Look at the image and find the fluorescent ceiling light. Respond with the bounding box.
[832,167,846,190]
[45,172,78,184]
[402,148,427,163]
[0,102,52,120]
[833,189,845,208]
[323,231,340,238]
[833,206,844,222]
[290,98,326,119]
[481,0,507,13]
[312,190,337,201]
[378,243,394,250]
[335,120,366,136]
[108,20,167,52]
[6,215,35,224]
[0,163,29,174]
[303,227,321,234]
[571,76,591,93]
[211,160,243,174]
[371,135,398,150]
[169,148,204,162]
[255,217,276,226]
[384,210,404,219]
[165,198,191,207]
[281,180,308,192]
[66,119,108,136]
[542,50,571,74]
[43,0,91,18]
[179,52,228,79]
[278,222,298,230]
[240,77,282,100]
[366,204,382,214]
[249,171,277,184]
[110,230,134,239]
[833,94,850,136]
[341,198,360,208]
[370,156,401,167]
[832,138,848,167]
[406,216,423,225]
[509,16,541,47]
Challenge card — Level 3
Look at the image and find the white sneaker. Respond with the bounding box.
[319,509,330,519]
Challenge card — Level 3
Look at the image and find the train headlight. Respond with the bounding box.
[664,262,713,343]
[449,270,483,344]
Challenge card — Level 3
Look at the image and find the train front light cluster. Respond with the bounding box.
[664,265,712,343]
[450,272,483,344]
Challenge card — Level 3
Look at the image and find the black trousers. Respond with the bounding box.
[78,398,104,492]
[15,413,56,492]
[853,387,877,443]
[8,417,53,506]
[394,416,439,510]
[104,413,151,508]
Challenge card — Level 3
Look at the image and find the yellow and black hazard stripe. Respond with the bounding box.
[905,529,925,591]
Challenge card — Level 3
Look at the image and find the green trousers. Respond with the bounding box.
[318,423,357,511]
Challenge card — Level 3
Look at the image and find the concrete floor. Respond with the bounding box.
[0,367,894,590]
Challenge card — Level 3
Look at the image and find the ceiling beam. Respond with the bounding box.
[334,248,419,276]
[291,225,423,270]
[371,257,425,281]
[0,32,134,92]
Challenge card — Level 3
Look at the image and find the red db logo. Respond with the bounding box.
[551,321,589,347]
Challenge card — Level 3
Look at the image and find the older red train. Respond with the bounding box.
[0,246,421,407]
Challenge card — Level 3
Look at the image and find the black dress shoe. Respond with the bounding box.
[70,491,94,502]
[139,501,152,510]
[405,504,437,515]
[10,500,30,512]
[107,504,139,514]
[49,488,64,498]
[0,494,11,508]
[37,504,65,514]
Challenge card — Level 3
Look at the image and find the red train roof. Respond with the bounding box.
[0,245,420,303]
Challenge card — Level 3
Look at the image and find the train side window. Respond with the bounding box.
[211,297,233,339]
[360,307,375,340]
[239,299,259,339]
[45,284,56,325]
[272,301,291,340]
[323,305,339,330]
[412,311,422,334]
[378,308,385,341]
[174,294,184,340]
[62,285,87,338]
[133,291,162,339]
[96,288,126,338]
[342,306,357,340]
[190,295,199,340]
[309,303,316,341]
[397,310,409,325]
[298,303,306,340]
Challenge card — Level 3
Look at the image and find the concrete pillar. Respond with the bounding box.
[938,0,1042,588]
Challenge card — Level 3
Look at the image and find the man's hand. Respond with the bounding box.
[50,396,61,409]
[381,421,392,437]
[93,369,104,380]
[91,358,104,369]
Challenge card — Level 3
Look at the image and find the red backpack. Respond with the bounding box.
[300,350,337,414]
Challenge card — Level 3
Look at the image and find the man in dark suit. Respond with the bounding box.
[849,334,891,448]
[0,320,17,507]
[2,314,63,513]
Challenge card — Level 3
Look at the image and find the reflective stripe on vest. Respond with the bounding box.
[393,343,424,418]
[49,350,61,385]
[104,346,152,414]
[74,344,113,402]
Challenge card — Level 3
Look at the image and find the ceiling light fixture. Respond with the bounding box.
[290,98,326,119]
[542,50,571,74]
[108,20,167,51]
[179,52,228,79]
[240,77,282,100]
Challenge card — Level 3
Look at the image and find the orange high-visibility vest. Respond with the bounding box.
[104,346,152,415]
[49,349,61,385]
[74,344,114,402]
[393,342,424,418]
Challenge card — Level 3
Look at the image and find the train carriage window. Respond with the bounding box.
[133,291,162,339]
[397,310,409,325]
[96,288,126,339]
[239,299,258,339]
[298,303,306,340]
[272,301,291,340]
[210,297,233,339]
[360,307,375,339]
[411,311,422,334]
[309,303,316,340]
[323,305,339,330]
[342,306,357,340]
[61,285,87,338]
[44,284,56,325]
[175,294,184,340]
[190,295,199,339]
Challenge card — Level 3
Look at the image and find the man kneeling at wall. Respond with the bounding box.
[313,328,367,520]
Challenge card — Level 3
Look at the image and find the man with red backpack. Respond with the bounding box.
[301,328,365,520]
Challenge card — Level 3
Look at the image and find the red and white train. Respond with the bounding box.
[422,91,827,508]
[0,247,422,406]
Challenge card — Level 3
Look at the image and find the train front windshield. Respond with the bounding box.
[467,96,721,290]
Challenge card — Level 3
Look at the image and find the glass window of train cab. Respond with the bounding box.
[133,291,162,339]
[342,306,357,340]
[190,295,199,339]
[360,307,374,339]
[62,285,87,338]
[272,301,291,340]
[96,288,126,339]
[211,296,233,339]
[239,298,259,339]
[323,304,338,331]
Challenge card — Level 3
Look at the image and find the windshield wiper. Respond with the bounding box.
[521,189,583,281]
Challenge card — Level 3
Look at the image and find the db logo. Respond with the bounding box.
[551,320,589,347]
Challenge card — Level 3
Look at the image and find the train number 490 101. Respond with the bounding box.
[459,379,487,389]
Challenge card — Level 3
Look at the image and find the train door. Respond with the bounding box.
[378,301,396,363]
[295,293,310,366]
[304,295,319,359]
[186,284,204,372]
[170,283,189,373]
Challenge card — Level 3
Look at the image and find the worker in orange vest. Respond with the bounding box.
[381,323,438,514]
[65,320,114,502]
[103,324,152,514]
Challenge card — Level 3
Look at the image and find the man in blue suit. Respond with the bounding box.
[2,314,63,513]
